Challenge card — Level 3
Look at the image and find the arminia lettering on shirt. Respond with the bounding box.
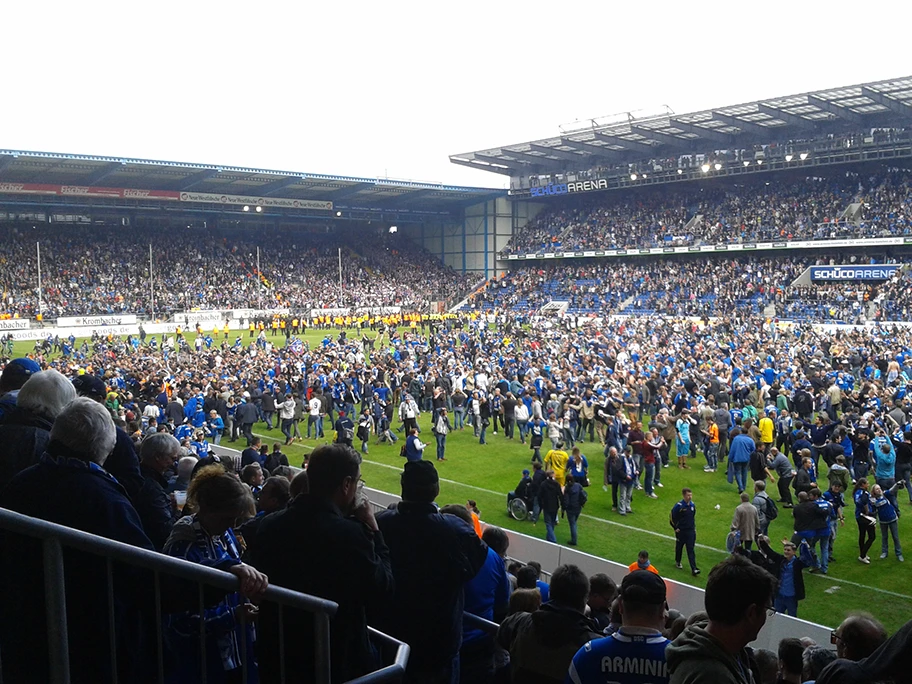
[601,656,668,677]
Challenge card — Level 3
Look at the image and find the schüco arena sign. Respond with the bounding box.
[809,265,900,281]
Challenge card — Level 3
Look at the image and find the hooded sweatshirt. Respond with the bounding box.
[666,622,755,684]
[496,602,601,684]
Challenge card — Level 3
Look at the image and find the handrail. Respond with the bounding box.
[0,506,338,615]
[463,611,500,635]
[345,628,410,684]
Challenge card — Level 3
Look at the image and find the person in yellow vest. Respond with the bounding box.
[292,318,299,335]
[212,325,219,339]
[176,326,183,341]
[271,319,279,336]
[249,321,256,338]
[280,319,287,336]
[223,322,230,339]
[195,322,202,336]
[257,321,265,333]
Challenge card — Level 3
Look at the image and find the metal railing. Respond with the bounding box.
[0,506,409,684]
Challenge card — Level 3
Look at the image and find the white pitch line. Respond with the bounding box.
[356,457,912,602]
[236,437,912,603]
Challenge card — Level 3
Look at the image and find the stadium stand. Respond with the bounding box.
[0,226,474,318]
[466,255,907,323]
[501,167,912,255]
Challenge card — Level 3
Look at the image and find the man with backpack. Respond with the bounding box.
[334,410,355,447]
[752,480,778,536]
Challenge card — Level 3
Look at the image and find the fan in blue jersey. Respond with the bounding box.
[566,570,670,684]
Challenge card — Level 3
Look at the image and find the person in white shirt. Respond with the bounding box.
[308,393,324,439]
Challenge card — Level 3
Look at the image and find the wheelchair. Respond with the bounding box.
[507,492,532,521]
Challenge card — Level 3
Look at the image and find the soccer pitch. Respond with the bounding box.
[11,328,912,633]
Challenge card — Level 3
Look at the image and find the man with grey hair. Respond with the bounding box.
[0,369,76,490]
[0,397,157,683]
[135,432,181,550]
[168,455,198,493]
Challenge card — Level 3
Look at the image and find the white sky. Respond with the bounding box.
[3,1,911,190]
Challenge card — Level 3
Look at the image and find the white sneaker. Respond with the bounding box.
[880,553,889,560]
[648,493,659,499]
[657,482,664,488]
[859,556,870,564]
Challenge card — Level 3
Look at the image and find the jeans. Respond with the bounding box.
[881,520,903,557]
[567,511,579,544]
[774,595,798,617]
[212,431,222,446]
[705,443,719,470]
[517,420,528,443]
[454,407,465,429]
[531,496,541,523]
[505,417,515,439]
[436,433,447,460]
[813,534,830,572]
[361,439,369,454]
[241,423,254,445]
[544,510,557,542]
[479,426,487,444]
[619,482,633,514]
[263,411,274,430]
[281,418,294,443]
[307,415,319,438]
[644,462,655,495]
[675,529,697,571]
[731,462,748,492]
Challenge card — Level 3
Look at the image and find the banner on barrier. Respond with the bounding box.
[174,311,228,325]
[0,319,30,331]
[56,315,138,327]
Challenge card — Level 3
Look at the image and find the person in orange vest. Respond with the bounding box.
[627,549,661,575]
[466,500,483,538]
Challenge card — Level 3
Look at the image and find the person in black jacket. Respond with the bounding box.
[0,369,76,491]
[540,470,563,544]
[529,461,546,523]
[563,478,588,545]
[756,535,807,617]
[250,444,394,683]
[376,461,488,683]
[0,398,158,683]
[234,397,258,446]
[134,432,180,551]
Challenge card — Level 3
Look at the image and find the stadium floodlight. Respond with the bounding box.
[389,225,398,233]
[785,154,793,162]
[700,164,710,173]
[799,152,809,161]
[642,174,647,179]
[336,211,342,217]
[630,173,638,181]
[243,205,250,212]
[677,169,683,175]
[756,159,763,165]
[743,160,750,166]
[255,206,263,213]
[713,163,722,171]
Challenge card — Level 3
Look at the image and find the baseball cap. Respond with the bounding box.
[1,358,41,386]
[522,469,530,476]
[620,570,666,605]
[72,374,107,401]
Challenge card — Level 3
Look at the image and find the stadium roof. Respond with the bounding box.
[450,75,912,176]
[0,150,504,214]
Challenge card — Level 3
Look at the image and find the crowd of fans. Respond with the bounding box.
[503,167,912,255]
[0,225,474,318]
[467,255,904,323]
[3,305,912,681]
